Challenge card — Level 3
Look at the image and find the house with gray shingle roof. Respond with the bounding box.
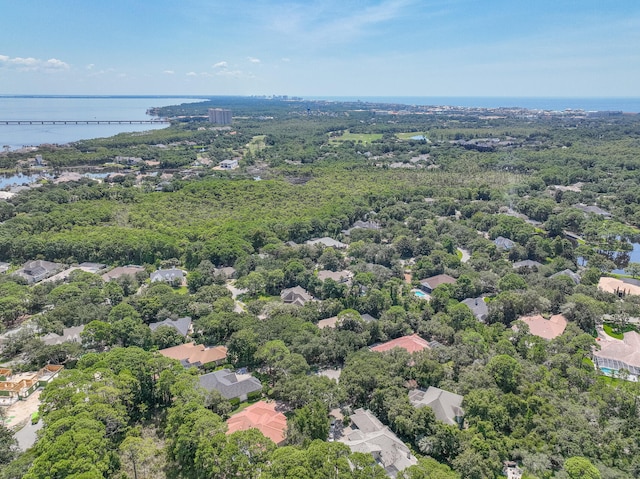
[41,325,85,346]
[409,386,464,427]
[306,237,347,249]
[150,268,186,284]
[342,220,381,236]
[573,203,612,219]
[419,274,456,293]
[361,313,378,323]
[494,236,515,251]
[317,270,353,283]
[462,297,488,322]
[199,369,263,401]
[280,286,314,306]
[149,317,192,337]
[15,260,63,284]
[512,260,543,270]
[213,266,236,279]
[340,408,417,478]
[550,269,580,285]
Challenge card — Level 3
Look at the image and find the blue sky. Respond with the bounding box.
[1,0,639,96]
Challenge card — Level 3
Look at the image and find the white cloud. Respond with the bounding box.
[86,63,95,70]
[248,57,261,63]
[163,70,175,74]
[186,71,197,76]
[44,58,69,70]
[266,0,413,46]
[281,57,291,62]
[0,54,69,71]
[213,61,228,68]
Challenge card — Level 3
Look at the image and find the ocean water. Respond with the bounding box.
[309,96,640,113]
[0,96,204,150]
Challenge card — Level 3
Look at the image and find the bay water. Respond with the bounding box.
[0,96,204,151]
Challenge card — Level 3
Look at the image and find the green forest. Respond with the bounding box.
[2,97,640,479]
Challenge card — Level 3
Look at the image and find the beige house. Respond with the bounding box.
[516,314,567,340]
[594,331,640,378]
[599,277,640,297]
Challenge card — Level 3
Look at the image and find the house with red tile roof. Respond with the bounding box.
[516,314,567,340]
[226,401,287,445]
[370,334,431,354]
[158,342,228,368]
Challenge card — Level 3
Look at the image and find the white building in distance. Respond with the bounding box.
[208,108,232,125]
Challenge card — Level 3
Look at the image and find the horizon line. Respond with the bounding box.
[1,94,640,99]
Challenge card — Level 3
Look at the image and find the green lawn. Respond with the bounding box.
[230,396,263,415]
[603,322,636,340]
[329,131,383,144]
[603,323,623,339]
[246,135,267,154]
[598,375,623,386]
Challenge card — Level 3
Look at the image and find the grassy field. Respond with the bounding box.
[329,131,383,144]
[246,135,267,154]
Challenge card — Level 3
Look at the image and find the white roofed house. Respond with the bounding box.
[219,159,239,170]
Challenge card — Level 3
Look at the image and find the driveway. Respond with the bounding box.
[226,281,247,299]
[457,248,471,263]
[226,281,248,312]
[15,419,43,451]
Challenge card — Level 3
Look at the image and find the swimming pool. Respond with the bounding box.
[414,290,427,298]
[599,367,617,376]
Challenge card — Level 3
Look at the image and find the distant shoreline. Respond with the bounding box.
[1,94,639,112]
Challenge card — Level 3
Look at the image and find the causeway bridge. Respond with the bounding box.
[0,119,170,125]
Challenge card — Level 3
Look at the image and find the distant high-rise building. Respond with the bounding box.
[208,108,232,125]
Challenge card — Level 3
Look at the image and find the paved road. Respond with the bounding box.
[226,281,248,312]
[15,419,43,451]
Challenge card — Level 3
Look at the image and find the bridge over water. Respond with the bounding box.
[0,119,170,125]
